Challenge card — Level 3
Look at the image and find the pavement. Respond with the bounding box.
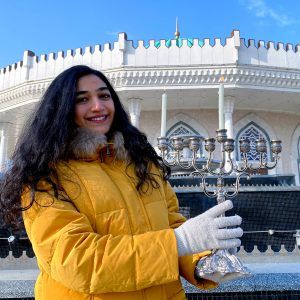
[0,261,300,298]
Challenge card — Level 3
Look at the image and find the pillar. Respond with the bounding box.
[224,97,235,171]
[224,96,235,139]
[0,125,8,173]
[128,98,142,128]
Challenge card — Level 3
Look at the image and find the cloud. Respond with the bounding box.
[240,0,298,27]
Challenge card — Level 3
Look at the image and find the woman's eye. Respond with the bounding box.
[76,97,88,104]
[99,93,111,100]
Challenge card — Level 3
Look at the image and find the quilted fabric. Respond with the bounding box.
[22,158,216,299]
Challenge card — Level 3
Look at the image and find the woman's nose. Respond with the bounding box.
[90,98,104,111]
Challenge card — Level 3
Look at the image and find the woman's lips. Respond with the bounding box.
[86,115,108,123]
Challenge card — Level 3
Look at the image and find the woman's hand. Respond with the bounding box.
[174,200,243,257]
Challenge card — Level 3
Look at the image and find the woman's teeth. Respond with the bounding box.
[89,116,107,121]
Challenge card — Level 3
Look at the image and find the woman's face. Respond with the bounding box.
[75,74,115,135]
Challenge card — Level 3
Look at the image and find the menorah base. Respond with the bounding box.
[195,249,251,283]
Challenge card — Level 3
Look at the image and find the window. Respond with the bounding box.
[236,122,271,175]
[166,121,203,159]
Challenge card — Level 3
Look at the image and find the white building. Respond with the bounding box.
[1,30,300,183]
[1,29,300,298]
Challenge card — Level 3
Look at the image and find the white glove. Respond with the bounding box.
[174,200,243,257]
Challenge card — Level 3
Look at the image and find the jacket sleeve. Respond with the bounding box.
[163,181,217,290]
[22,187,180,294]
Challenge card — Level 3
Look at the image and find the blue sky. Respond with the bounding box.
[1,0,300,68]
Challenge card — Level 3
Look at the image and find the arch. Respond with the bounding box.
[234,113,277,139]
[291,123,300,185]
[235,121,272,161]
[153,112,209,143]
[166,113,209,137]
[234,113,282,174]
[166,121,199,137]
[153,113,208,157]
[166,120,204,157]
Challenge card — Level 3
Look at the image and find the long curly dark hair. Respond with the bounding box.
[0,65,170,229]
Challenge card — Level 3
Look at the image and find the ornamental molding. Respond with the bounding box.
[105,65,300,89]
[0,80,50,111]
[1,65,300,111]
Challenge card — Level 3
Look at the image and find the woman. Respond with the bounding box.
[1,65,243,299]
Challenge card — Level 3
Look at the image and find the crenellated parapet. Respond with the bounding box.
[0,31,241,91]
[1,30,300,96]
[0,33,127,91]
[239,38,300,68]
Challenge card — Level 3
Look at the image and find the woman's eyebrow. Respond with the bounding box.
[76,87,109,96]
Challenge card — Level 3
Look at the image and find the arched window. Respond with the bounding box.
[167,121,199,137]
[166,121,203,158]
[236,122,271,162]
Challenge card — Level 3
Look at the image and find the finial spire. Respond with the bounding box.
[175,17,180,39]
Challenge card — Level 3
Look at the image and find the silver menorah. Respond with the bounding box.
[157,129,282,282]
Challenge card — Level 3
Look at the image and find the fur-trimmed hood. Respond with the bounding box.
[68,128,129,162]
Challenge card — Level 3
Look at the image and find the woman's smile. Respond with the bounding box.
[86,114,109,123]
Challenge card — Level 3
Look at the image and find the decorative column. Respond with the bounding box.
[0,124,8,173]
[160,91,167,137]
[224,96,235,139]
[224,97,235,171]
[128,98,142,128]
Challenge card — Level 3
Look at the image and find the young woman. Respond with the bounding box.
[1,65,243,299]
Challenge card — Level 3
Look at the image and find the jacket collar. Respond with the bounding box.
[68,128,129,162]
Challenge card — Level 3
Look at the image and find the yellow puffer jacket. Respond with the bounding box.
[22,158,216,300]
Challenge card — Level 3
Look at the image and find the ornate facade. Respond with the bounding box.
[1,30,300,183]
